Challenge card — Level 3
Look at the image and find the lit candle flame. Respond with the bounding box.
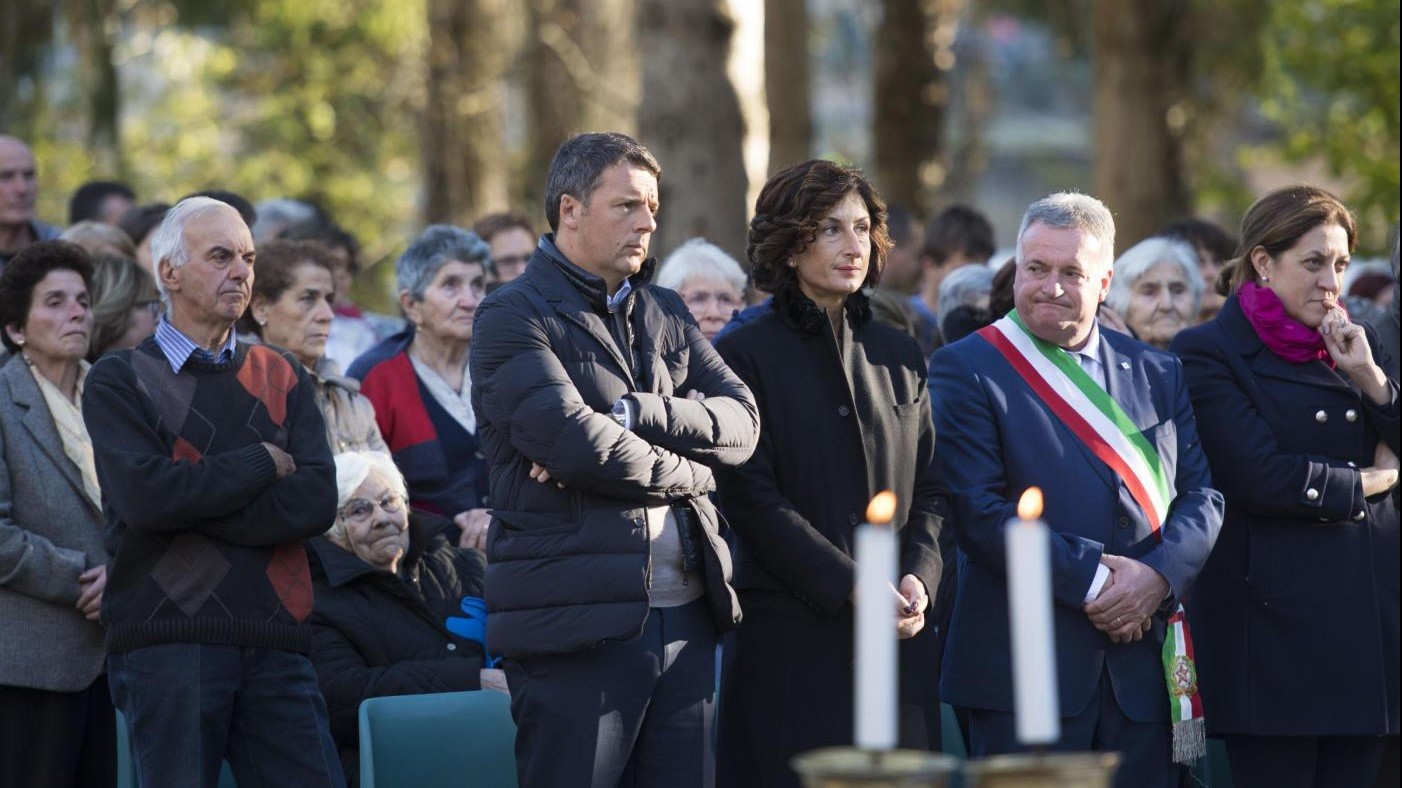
[1017,487,1043,520]
[866,490,897,525]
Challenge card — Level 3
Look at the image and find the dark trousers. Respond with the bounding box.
[1223,734,1386,788]
[963,670,1180,788]
[505,599,719,788]
[107,644,344,788]
[0,676,115,788]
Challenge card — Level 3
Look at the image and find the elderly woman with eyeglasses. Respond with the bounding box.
[656,238,749,343]
[348,226,492,550]
[306,450,504,786]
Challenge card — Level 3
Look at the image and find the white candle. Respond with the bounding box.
[855,490,899,750]
[1005,487,1060,745]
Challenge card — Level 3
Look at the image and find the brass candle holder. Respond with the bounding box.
[791,747,961,788]
[963,751,1120,788]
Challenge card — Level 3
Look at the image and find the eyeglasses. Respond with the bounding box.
[492,254,532,269]
[338,493,405,523]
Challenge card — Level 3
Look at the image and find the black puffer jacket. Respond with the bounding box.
[470,236,760,659]
[305,512,488,782]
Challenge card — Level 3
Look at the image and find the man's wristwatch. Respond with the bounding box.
[610,397,633,430]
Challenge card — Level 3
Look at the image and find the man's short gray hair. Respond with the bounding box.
[1104,236,1204,316]
[327,450,408,548]
[148,196,240,307]
[1015,192,1116,268]
[252,198,318,242]
[937,264,996,337]
[396,225,491,301]
[655,238,747,295]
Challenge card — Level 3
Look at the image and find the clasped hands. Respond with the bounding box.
[1082,554,1169,644]
[853,575,928,640]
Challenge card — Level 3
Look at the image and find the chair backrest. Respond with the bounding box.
[359,690,518,788]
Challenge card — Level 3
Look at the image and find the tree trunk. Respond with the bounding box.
[1092,0,1192,249]
[764,0,810,174]
[525,0,639,212]
[638,0,749,263]
[0,0,55,138]
[874,0,961,216]
[422,0,511,227]
[67,0,123,177]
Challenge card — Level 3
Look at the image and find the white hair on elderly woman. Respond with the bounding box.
[655,238,748,295]
[1104,236,1204,316]
[326,450,408,547]
[936,264,996,338]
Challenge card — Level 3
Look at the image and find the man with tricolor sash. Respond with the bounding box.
[930,192,1224,787]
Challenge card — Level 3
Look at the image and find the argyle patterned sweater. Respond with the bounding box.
[83,339,338,654]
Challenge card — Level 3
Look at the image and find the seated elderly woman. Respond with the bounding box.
[656,238,748,342]
[239,239,386,454]
[87,254,160,361]
[1104,235,1203,349]
[306,450,505,786]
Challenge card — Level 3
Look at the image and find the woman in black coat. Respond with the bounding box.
[1171,186,1399,788]
[306,451,504,785]
[713,160,945,788]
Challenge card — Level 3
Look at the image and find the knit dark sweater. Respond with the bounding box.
[82,338,338,654]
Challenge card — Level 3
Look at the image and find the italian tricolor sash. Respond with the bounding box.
[977,311,1206,764]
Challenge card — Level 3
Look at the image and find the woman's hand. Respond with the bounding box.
[456,508,493,552]
[1321,308,1390,403]
[1361,441,1400,498]
[895,575,928,640]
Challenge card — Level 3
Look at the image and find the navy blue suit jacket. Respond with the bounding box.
[930,324,1223,723]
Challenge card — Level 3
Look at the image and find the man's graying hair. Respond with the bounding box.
[1016,192,1116,267]
[149,196,242,307]
[396,225,491,301]
[544,132,661,233]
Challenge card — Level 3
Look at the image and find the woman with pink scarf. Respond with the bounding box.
[1171,186,1399,788]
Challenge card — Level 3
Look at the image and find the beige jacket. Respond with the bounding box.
[312,358,387,455]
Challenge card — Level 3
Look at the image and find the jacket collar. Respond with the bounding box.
[1218,294,1353,393]
[1,356,97,512]
[312,356,362,393]
[531,234,658,313]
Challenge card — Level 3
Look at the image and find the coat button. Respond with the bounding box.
[446,643,457,651]
[1354,510,1366,521]
[848,513,860,526]
[1306,488,1320,501]
[838,405,851,417]
[1117,516,1129,528]
[1315,410,1328,423]
[1346,409,1358,422]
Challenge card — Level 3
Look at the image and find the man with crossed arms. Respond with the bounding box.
[930,192,1223,787]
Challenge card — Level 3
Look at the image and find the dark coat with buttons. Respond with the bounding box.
[1172,295,1400,736]
[470,237,760,660]
[712,293,945,784]
[305,512,487,782]
[931,319,1223,726]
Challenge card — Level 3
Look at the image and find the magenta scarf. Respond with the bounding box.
[1237,282,1341,367]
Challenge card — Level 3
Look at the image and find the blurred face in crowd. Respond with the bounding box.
[792,191,871,309]
[339,471,409,572]
[489,227,535,284]
[163,205,256,335]
[559,162,658,292]
[1124,260,1194,349]
[1014,221,1113,348]
[678,275,744,342]
[0,137,38,232]
[884,224,924,293]
[8,269,93,366]
[115,297,162,353]
[253,262,335,369]
[97,194,135,226]
[1251,222,1351,329]
[404,260,485,347]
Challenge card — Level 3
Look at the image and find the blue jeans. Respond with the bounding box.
[108,644,343,788]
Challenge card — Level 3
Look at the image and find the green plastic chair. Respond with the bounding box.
[358,691,518,788]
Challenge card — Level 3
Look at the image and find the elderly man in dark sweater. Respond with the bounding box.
[83,196,344,787]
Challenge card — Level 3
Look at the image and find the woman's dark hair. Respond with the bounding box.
[0,240,96,353]
[748,159,891,315]
[1219,186,1357,296]
[987,256,1017,320]
[236,239,337,338]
